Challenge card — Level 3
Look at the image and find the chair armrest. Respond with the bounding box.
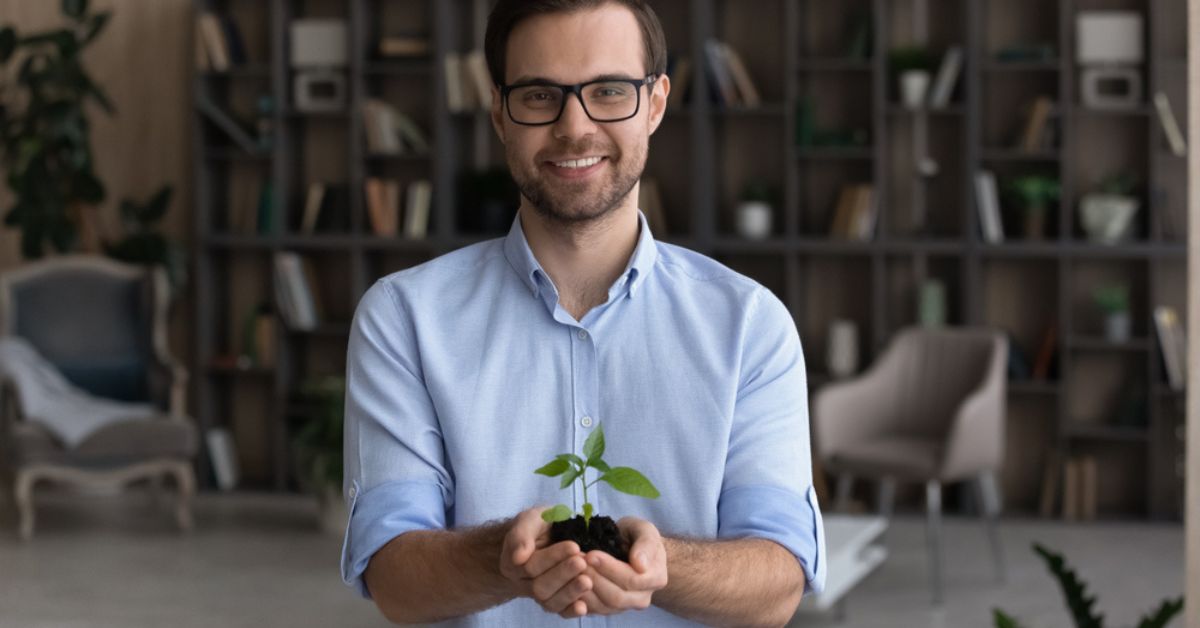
[149,357,189,417]
[940,337,1007,480]
[812,368,895,462]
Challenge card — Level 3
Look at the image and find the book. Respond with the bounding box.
[300,182,326,234]
[404,180,433,238]
[365,177,399,236]
[197,93,261,155]
[378,34,430,58]
[974,170,1004,243]
[1152,91,1188,158]
[829,185,858,238]
[197,12,230,72]
[1032,323,1058,380]
[444,53,466,112]
[1019,97,1054,153]
[928,47,963,108]
[703,39,738,107]
[205,428,240,491]
[666,55,692,110]
[465,50,495,111]
[219,14,248,66]
[1153,306,1186,391]
[720,42,761,107]
[850,184,877,240]
[273,252,319,330]
[253,311,277,368]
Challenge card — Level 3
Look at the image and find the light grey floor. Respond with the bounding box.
[0,489,1185,628]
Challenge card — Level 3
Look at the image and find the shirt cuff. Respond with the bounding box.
[340,480,448,599]
[717,483,827,594]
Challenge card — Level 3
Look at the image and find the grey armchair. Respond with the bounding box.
[813,326,1007,605]
[0,255,197,540]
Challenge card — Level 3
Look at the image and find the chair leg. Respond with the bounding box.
[925,480,944,606]
[834,474,855,513]
[15,469,36,542]
[976,471,1007,584]
[876,476,896,518]
[169,462,195,533]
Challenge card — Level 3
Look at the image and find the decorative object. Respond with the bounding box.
[1079,173,1140,244]
[291,376,346,535]
[103,185,188,295]
[1004,175,1060,240]
[0,0,113,258]
[1076,12,1144,110]
[293,69,347,113]
[1093,284,1131,342]
[918,279,946,327]
[826,319,860,379]
[992,543,1182,628]
[289,19,348,68]
[735,181,774,240]
[889,47,935,109]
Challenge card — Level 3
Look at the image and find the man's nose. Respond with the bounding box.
[553,92,598,139]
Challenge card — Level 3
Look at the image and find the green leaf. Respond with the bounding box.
[582,502,593,522]
[1136,597,1184,628]
[600,467,660,499]
[992,609,1027,628]
[541,504,573,523]
[62,0,88,20]
[0,27,15,63]
[1033,543,1104,628]
[534,458,570,477]
[82,12,111,46]
[139,185,173,224]
[587,458,611,473]
[556,453,585,469]
[559,465,583,489]
[582,423,605,463]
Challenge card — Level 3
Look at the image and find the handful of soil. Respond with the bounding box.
[550,515,629,562]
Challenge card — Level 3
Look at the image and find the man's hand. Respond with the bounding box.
[498,506,594,619]
[577,516,669,616]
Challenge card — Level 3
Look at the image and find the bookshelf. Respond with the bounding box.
[191,0,1188,520]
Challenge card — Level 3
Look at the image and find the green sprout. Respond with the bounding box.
[534,423,660,530]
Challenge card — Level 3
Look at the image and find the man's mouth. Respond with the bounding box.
[543,156,608,179]
[548,156,605,169]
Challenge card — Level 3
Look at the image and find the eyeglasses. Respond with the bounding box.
[500,75,658,126]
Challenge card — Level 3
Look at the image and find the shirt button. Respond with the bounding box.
[577,329,588,340]
[581,416,594,428]
[348,486,357,499]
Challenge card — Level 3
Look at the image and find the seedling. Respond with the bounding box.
[534,423,659,531]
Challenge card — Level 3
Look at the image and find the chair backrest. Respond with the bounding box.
[880,327,1001,438]
[0,256,162,403]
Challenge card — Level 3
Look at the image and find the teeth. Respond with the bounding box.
[553,157,602,169]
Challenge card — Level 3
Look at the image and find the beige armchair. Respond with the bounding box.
[813,326,1007,605]
[0,255,197,540]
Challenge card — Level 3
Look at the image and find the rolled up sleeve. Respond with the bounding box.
[718,287,826,594]
[340,279,454,599]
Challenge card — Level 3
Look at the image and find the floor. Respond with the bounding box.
[0,489,1185,628]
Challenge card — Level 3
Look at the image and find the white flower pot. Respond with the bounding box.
[1104,311,1132,343]
[900,70,931,109]
[736,202,773,240]
[826,319,860,379]
[1080,194,1139,244]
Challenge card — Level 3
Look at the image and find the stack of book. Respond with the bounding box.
[444,50,494,113]
[974,170,1004,243]
[273,252,323,331]
[702,40,761,108]
[195,11,248,71]
[828,184,877,241]
[377,32,430,58]
[1040,452,1098,521]
[365,178,432,238]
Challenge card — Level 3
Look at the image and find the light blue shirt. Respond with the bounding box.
[340,210,826,627]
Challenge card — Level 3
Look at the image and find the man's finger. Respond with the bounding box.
[579,589,617,616]
[531,554,587,603]
[525,540,582,578]
[587,568,650,611]
[540,573,593,615]
[586,550,645,591]
[558,599,588,620]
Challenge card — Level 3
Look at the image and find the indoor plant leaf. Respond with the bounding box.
[1135,597,1183,628]
[556,453,585,469]
[559,465,582,489]
[600,467,661,499]
[62,0,88,20]
[82,12,110,45]
[1033,543,1104,628]
[541,504,573,523]
[534,458,570,478]
[0,27,15,63]
[587,458,611,473]
[992,609,1027,628]
[582,422,605,463]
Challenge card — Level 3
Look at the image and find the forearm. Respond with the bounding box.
[364,521,517,625]
[654,537,806,628]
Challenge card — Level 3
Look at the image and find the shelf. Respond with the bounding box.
[883,239,964,254]
[1067,241,1186,259]
[1064,424,1150,442]
[366,152,433,163]
[886,105,966,117]
[361,236,440,251]
[795,238,876,255]
[711,237,792,253]
[364,61,432,77]
[199,64,271,79]
[279,234,362,250]
[797,58,873,72]
[1008,379,1060,395]
[206,234,275,249]
[204,147,271,162]
[978,241,1061,258]
[207,364,275,377]
[982,60,1061,72]
[714,103,789,117]
[981,148,1060,162]
[1067,336,1151,352]
[1074,105,1153,117]
[795,147,874,160]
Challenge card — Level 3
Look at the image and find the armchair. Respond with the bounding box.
[813,326,1007,604]
[0,255,197,540]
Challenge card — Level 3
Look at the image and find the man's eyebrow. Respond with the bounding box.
[507,73,645,85]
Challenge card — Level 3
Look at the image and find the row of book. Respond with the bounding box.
[445,50,494,113]
[195,11,248,72]
[702,39,761,108]
[1154,306,1187,391]
[828,184,878,240]
[273,252,324,331]
[365,178,432,238]
[1041,454,1099,521]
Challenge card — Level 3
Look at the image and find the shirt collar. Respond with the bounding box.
[502,209,659,302]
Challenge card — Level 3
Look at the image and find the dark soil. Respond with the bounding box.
[549,515,628,562]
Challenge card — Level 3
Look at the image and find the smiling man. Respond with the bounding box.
[339,1,825,626]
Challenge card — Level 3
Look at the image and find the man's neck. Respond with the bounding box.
[519,203,641,311]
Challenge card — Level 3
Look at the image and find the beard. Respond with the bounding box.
[507,135,647,228]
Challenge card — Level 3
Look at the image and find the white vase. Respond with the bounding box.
[1105,311,1132,343]
[1080,194,1139,244]
[736,202,773,239]
[827,319,860,379]
[900,70,931,109]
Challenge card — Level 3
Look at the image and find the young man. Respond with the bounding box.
[340,1,825,625]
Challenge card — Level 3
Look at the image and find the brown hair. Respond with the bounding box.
[484,0,668,86]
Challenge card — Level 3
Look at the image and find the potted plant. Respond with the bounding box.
[0,0,114,258]
[1080,173,1140,244]
[888,46,936,109]
[292,376,346,535]
[535,423,660,561]
[1005,175,1060,240]
[104,185,188,296]
[1093,283,1131,343]
[993,543,1182,628]
[735,181,774,240]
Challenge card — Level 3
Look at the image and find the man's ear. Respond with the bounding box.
[490,85,506,144]
[647,74,670,136]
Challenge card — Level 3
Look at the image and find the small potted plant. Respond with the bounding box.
[535,423,660,561]
[1004,175,1060,240]
[1093,283,1131,343]
[1080,173,1140,244]
[291,376,347,535]
[888,46,936,109]
[735,181,774,240]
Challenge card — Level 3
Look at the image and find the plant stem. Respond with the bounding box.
[582,467,590,530]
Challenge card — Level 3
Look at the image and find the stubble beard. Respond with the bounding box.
[508,137,647,229]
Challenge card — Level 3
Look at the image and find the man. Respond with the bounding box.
[340,1,825,625]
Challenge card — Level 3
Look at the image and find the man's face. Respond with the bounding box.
[491,5,668,227]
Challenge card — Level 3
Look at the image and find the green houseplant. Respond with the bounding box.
[993,543,1182,628]
[1093,283,1131,343]
[535,423,660,562]
[1005,175,1060,240]
[888,46,935,108]
[104,184,188,294]
[292,376,346,534]
[0,0,114,258]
